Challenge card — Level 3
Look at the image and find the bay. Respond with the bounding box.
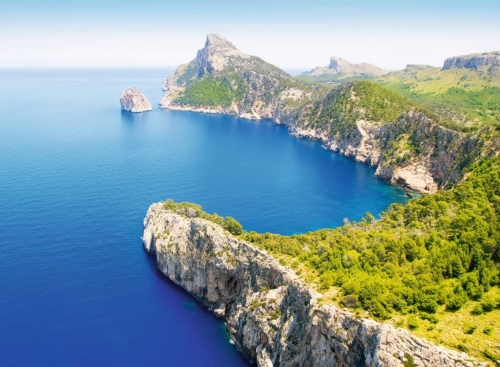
[0,68,407,366]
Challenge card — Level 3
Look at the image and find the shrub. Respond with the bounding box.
[419,312,439,324]
[339,295,359,308]
[483,326,493,335]
[471,304,483,315]
[223,216,243,235]
[463,324,477,334]
[446,291,467,311]
[480,296,496,312]
[408,316,419,330]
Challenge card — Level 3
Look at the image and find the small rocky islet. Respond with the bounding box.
[120,86,152,113]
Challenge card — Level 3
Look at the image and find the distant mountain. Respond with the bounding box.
[304,56,387,77]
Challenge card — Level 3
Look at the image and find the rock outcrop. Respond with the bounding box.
[120,87,152,113]
[304,56,387,77]
[442,51,500,71]
[142,203,486,367]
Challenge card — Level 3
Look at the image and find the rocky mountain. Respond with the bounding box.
[303,56,387,77]
[159,35,496,193]
[443,51,500,71]
[120,87,152,113]
[160,33,326,120]
[142,202,486,367]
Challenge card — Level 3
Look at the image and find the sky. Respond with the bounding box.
[1,0,499,71]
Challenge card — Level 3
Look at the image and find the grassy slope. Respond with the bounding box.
[296,73,378,85]
[297,65,500,132]
[376,66,500,130]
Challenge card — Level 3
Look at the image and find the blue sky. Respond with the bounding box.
[1,0,499,70]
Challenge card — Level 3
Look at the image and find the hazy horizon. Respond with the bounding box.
[1,0,499,70]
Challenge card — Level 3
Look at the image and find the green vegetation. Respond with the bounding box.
[296,73,377,86]
[163,159,500,360]
[163,200,243,236]
[175,76,244,108]
[298,64,500,131]
[375,66,500,130]
[243,158,499,319]
[306,81,435,137]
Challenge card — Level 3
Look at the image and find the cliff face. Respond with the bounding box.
[442,51,500,71]
[142,203,485,367]
[159,34,488,193]
[120,87,152,113]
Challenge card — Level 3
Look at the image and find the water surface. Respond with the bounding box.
[0,68,407,366]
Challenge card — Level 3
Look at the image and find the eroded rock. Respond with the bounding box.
[120,87,152,113]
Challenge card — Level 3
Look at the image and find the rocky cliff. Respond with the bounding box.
[142,202,486,367]
[442,51,500,71]
[120,87,152,113]
[159,34,488,193]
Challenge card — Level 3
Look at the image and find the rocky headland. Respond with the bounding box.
[142,202,487,367]
[158,34,493,194]
[120,87,153,113]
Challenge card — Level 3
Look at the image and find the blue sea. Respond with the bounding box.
[0,68,407,366]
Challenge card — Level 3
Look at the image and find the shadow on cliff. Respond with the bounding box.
[142,250,220,316]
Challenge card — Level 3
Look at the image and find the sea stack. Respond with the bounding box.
[120,87,152,113]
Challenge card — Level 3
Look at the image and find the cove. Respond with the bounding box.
[0,69,407,366]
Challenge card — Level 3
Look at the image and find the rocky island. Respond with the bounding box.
[120,87,152,112]
[142,202,488,367]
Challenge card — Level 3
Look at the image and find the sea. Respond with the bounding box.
[0,68,408,366]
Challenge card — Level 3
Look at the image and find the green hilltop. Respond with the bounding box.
[298,53,500,132]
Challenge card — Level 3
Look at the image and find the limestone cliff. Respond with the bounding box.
[120,87,152,113]
[159,35,489,193]
[142,202,486,367]
[442,51,500,72]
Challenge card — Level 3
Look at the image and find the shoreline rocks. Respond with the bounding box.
[120,87,152,113]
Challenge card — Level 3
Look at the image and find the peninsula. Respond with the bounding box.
[159,34,499,194]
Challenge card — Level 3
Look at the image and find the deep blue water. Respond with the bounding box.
[0,68,407,366]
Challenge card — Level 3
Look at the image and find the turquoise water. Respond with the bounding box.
[0,69,407,366]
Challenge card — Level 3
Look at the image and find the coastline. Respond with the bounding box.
[142,202,486,367]
[159,103,449,195]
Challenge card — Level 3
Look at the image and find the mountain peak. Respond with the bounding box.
[205,33,238,52]
[196,34,246,75]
